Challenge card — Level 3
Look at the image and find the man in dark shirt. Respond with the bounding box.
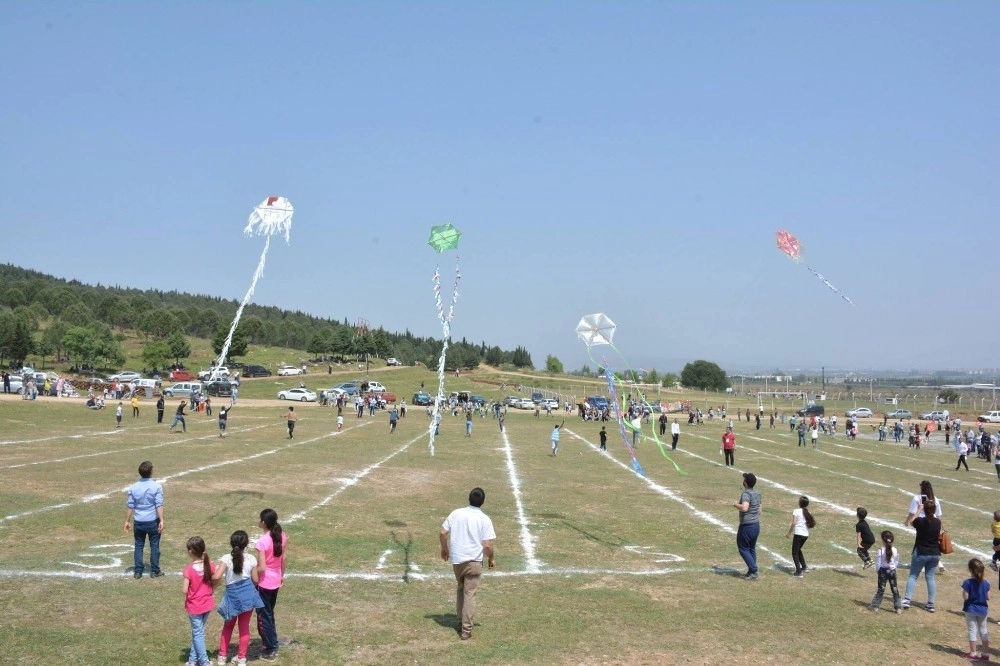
[168,400,187,433]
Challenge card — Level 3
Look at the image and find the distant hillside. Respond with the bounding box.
[0,264,533,370]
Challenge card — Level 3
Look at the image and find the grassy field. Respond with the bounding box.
[1,375,998,665]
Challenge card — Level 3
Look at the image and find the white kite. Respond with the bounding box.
[211,197,294,378]
[575,313,616,347]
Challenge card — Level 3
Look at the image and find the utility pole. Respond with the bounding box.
[822,366,826,391]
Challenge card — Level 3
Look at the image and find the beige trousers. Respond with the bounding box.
[452,560,482,634]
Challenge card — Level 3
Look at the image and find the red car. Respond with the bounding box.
[169,369,195,381]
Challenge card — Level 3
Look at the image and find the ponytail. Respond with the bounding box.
[230,530,249,576]
[260,508,284,557]
[799,496,816,528]
[186,536,212,584]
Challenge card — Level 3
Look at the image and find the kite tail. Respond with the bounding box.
[214,235,270,376]
[597,355,644,476]
[804,264,855,306]
[428,258,461,456]
[600,344,686,475]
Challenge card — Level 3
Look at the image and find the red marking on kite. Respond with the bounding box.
[265,196,279,206]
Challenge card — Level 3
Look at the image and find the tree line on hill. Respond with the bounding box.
[0,264,534,372]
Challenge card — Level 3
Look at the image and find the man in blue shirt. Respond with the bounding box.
[124,460,164,579]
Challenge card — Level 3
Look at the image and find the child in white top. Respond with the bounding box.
[870,530,902,613]
[212,530,262,666]
[337,414,344,432]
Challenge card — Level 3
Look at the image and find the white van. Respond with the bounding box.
[163,381,202,398]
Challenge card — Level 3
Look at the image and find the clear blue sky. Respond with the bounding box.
[2,3,997,373]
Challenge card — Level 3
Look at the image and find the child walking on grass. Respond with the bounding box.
[961,558,991,661]
[786,496,815,577]
[870,530,902,613]
[214,530,264,666]
[990,511,1000,573]
[183,536,217,666]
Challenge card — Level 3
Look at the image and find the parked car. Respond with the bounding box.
[503,396,520,407]
[586,396,610,411]
[797,404,826,417]
[412,391,432,406]
[541,398,559,411]
[335,382,359,396]
[386,357,402,366]
[197,367,230,381]
[169,369,196,381]
[205,380,233,397]
[163,382,203,398]
[517,398,535,409]
[278,387,316,402]
[320,387,346,401]
[470,395,486,406]
[366,381,387,393]
[885,409,913,419]
[277,365,305,376]
[107,371,142,382]
[531,391,544,403]
[366,391,397,406]
[846,408,874,418]
[242,364,272,378]
[920,410,950,421]
[978,411,1000,423]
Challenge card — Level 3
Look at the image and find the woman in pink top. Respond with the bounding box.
[182,536,217,666]
[254,509,287,661]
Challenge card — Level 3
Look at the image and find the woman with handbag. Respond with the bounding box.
[902,498,942,612]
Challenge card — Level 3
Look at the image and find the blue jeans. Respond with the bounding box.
[904,551,941,605]
[188,611,210,665]
[170,415,186,431]
[737,522,760,574]
[133,520,160,575]
[256,586,280,654]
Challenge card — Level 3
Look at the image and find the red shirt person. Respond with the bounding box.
[722,427,737,467]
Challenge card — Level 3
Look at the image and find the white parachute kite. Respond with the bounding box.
[211,197,294,379]
[575,313,616,347]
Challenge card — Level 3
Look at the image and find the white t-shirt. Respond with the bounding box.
[908,493,943,519]
[791,508,809,536]
[671,422,680,435]
[810,427,818,439]
[442,505,496,565]
[219,552,258,586]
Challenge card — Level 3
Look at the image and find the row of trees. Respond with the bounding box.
[0,264,534,371]
[564,359,731,391]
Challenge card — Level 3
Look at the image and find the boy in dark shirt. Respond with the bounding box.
[856,507,876,569]
[599,426,607,451]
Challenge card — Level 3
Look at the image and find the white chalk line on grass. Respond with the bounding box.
[0,565,691,582]
[0,423,274,470]
[283,430,414,526]
[741,433,997,517]
[564,428,792,567]
[1,422,370,524]
[0,422,165,447]
[683,432,991,561]
[500,428,542,572]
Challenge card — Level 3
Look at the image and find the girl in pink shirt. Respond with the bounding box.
[182,536,217,666]
[255,509,288,661]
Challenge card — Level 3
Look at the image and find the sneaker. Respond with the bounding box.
[794,572,804,578]
[150,571,164,578]
[895,608,902,614]
[979,656,990,662]
[460,631,472,641]
[991,561,999,573]
[870,606,879,612]
[925,603,935,613]
[235,659,247,666]
[901,599,910,609]
[259,653,277,662]
[133,572,142,579]
[217,657,227,666]
[963,654,981,661]
[863,560,874,570]
[743,572,759,580]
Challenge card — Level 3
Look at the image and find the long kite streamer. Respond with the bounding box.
[211,197,294,378]
[575,313,685,476]
[775,230,854,306]
[427,224,462,456]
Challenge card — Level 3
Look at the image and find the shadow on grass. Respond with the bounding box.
[928,643,970,659]
[559,520,625,550]
[710,565,745,578]
[425,613,461,636]
[832,568,866,579]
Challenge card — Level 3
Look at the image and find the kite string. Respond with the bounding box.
[213,235,271,376]
[803,264,855,306]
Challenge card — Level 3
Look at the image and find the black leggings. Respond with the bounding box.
[791,534,808,573]
[724,449,734,466]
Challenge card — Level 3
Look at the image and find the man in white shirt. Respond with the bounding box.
[670,419,681,450]
[440,487,496,640]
